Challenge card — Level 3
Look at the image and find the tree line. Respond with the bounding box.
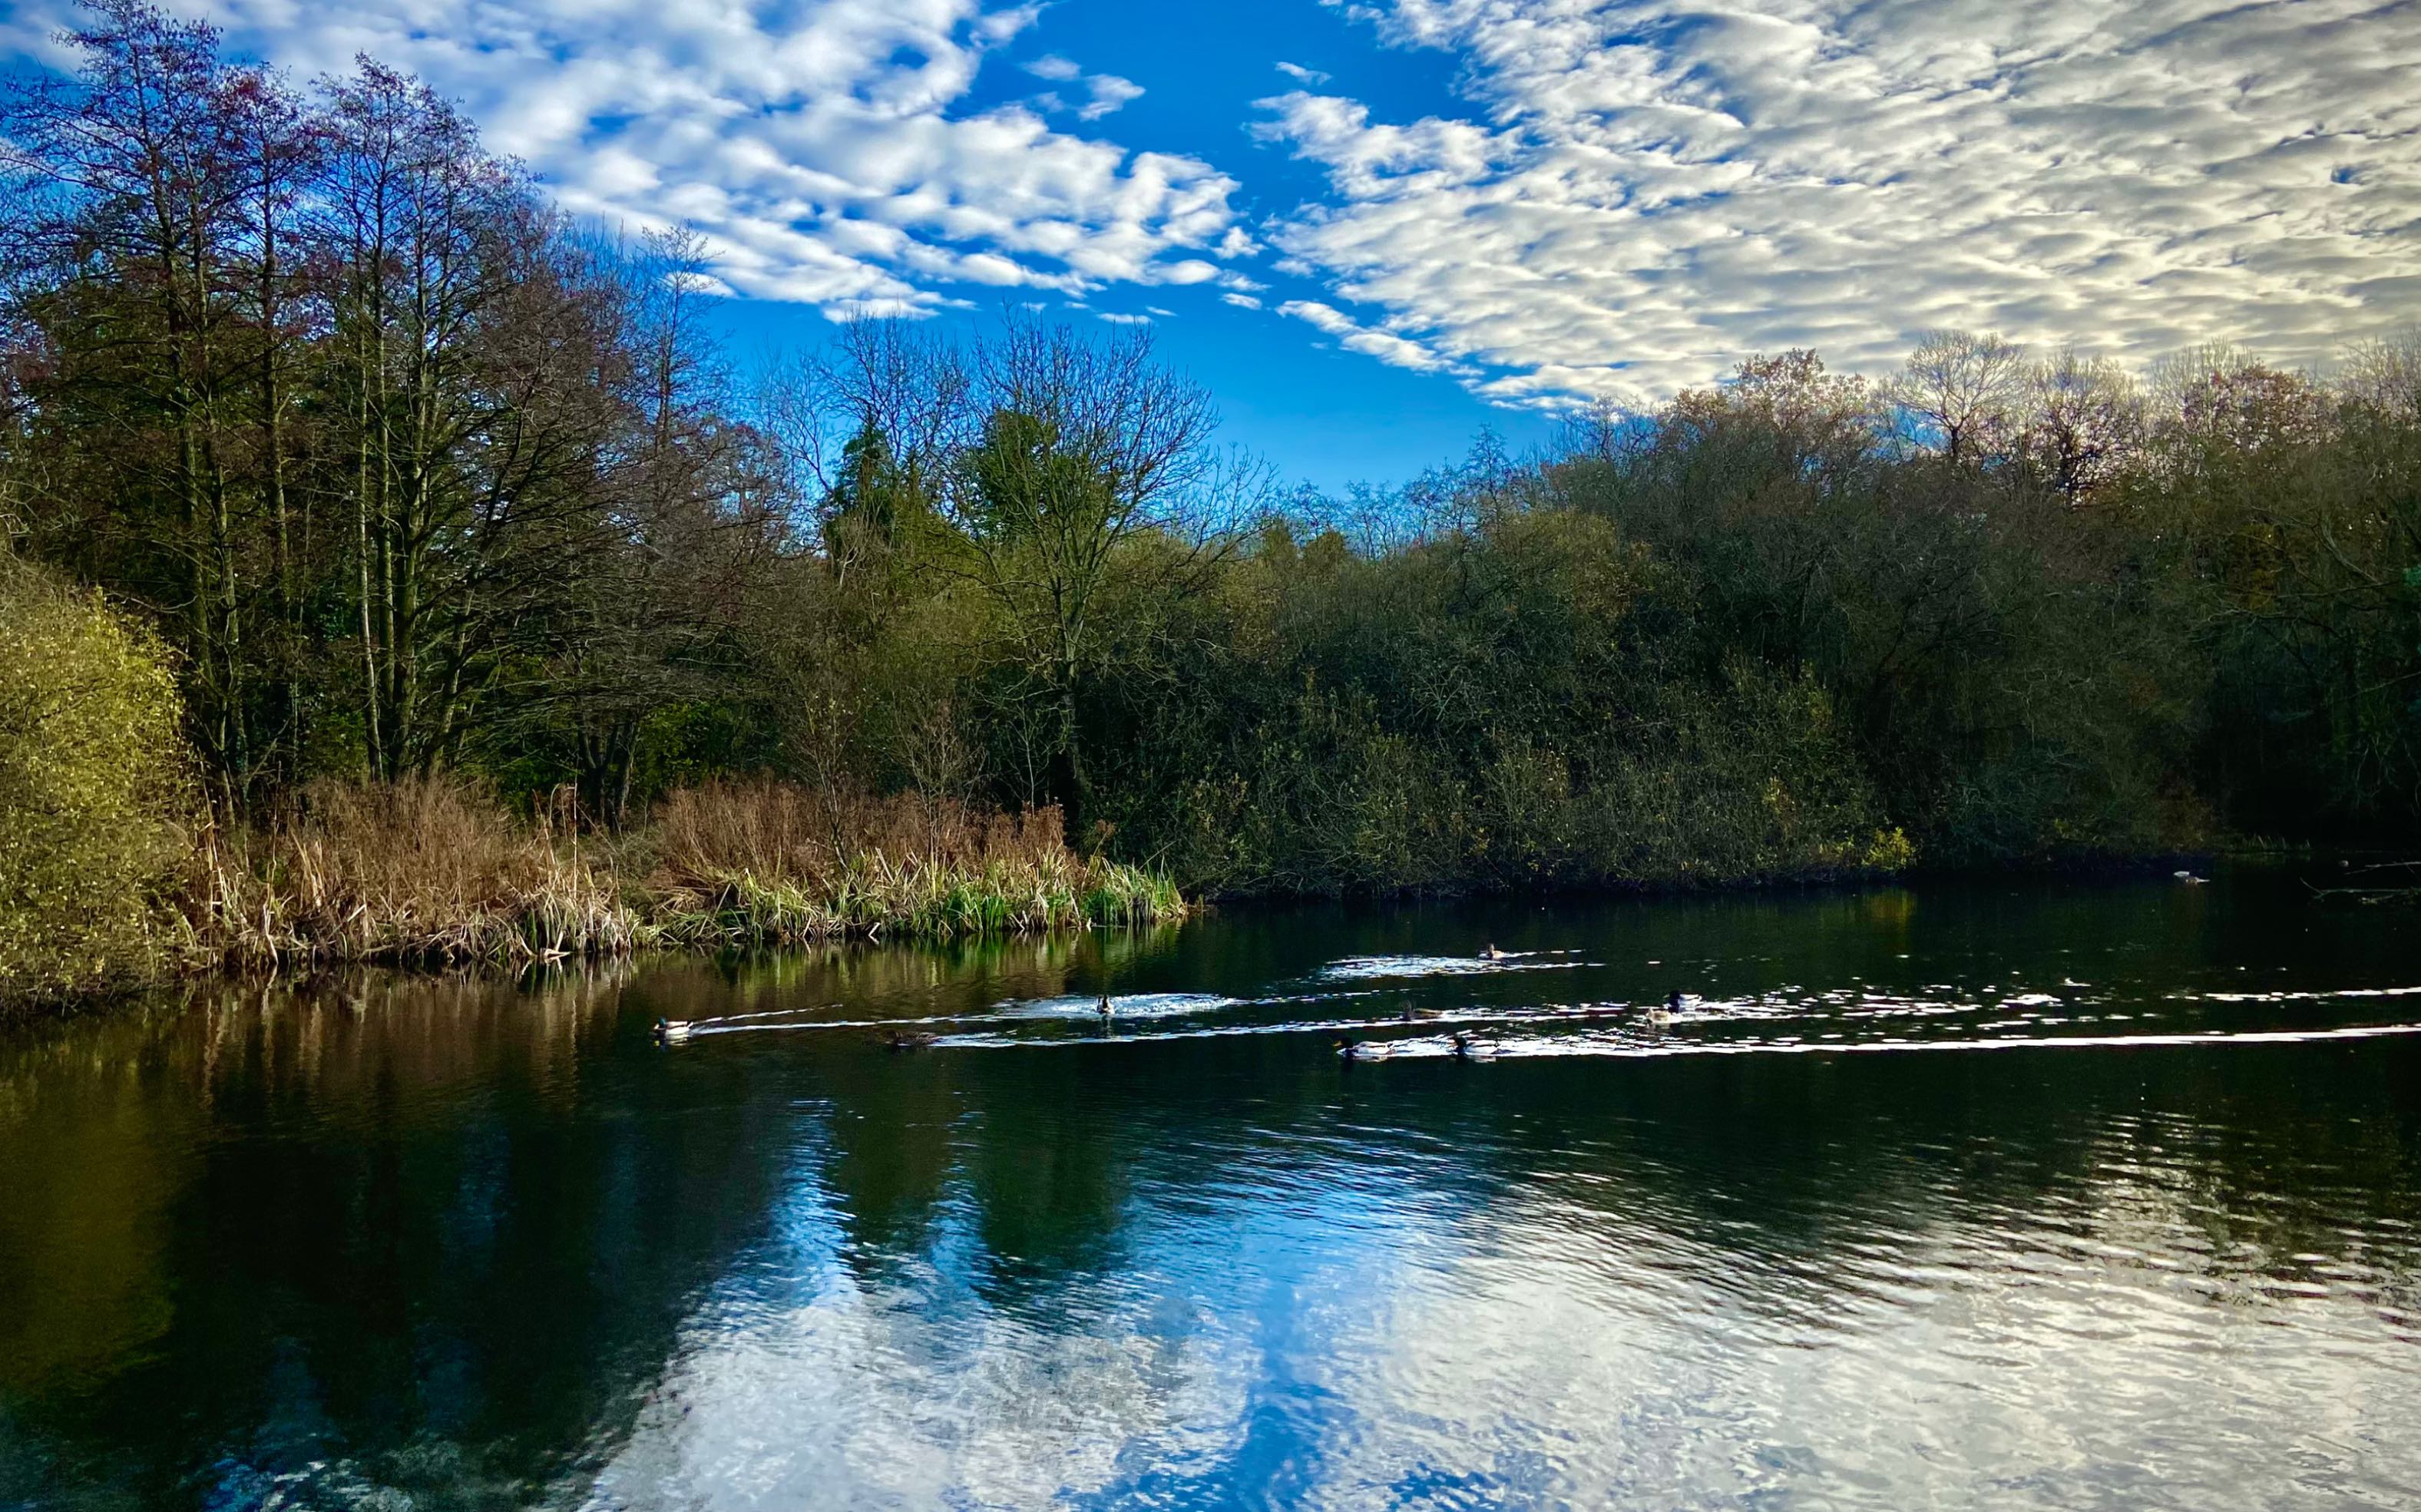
[5,2,2417,910]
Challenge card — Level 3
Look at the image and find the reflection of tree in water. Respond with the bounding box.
[0,972,799,1510]
[5,886,2419,1507]
[802,1024,2421,1335]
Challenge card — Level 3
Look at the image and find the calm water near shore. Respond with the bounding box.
[4,870,2419,1510]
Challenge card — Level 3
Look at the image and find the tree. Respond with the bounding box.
[1889,329,2027,467]
[2019,348,2143,506]
[0,1,278,793]
[941,318,1252,825]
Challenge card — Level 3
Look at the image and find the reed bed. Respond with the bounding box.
[190,776,640,969]
[187,776,1186,973]
[643,780,1186,946]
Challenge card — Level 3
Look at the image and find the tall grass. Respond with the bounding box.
[187,776,1186,973]
[644,780,1186,945]
[191,776,640,969]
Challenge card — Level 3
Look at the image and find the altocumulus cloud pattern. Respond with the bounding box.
[9,0,2415,409]
[0,0,1250,314]
[1262,0,2421,405]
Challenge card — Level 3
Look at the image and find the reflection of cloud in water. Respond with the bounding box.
[569,1095,2421,1511]
[575,1155,1268,1510]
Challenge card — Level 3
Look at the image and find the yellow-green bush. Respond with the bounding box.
[0,556,193,1006]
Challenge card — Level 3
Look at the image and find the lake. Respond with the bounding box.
[3,871,2419,1510]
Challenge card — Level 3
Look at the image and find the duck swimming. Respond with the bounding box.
[1450,1031,1474,1060]
[653,1018,693,1046]
[2173,869,2210,885]
[1479,944,1511,961]
[1096,994,1115,1021]
[1331,1035,1368,1061]
[886,1031,938,1052]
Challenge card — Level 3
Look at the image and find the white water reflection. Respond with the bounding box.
[572,1106,2421,1511]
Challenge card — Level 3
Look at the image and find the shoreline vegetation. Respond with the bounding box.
[4,5,2419,1013]
[185,779,1185,990]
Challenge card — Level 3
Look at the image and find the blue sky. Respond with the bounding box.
[5,0,2416,491]
[667,0,1565,489]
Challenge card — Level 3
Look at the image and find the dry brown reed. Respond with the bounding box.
[650,782,1071,895]
[187,776,1185,973]
[190,775,637,970]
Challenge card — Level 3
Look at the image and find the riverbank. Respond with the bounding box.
[0,777,1184,1020]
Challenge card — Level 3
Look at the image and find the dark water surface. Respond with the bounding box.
[5,872,2420,1510]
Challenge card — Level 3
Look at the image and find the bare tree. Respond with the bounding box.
[2149,342,2332,458]
[2018,348,2143,506]
[2337,330,2421,422]
[1889,329,2028,466]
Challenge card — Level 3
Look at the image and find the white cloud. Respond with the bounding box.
[2,1,1241,318]
[1278,299,1455,372]
[1077,73,1144,122]
[1222,292,1265,309]
[1257,0,2421,407]
[1275,61,1331,85]
[1025,51,1143,121]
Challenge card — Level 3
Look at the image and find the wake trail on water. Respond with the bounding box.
[658,981,2421,1061]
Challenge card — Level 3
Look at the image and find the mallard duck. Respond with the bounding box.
[1450,1031,1474,1060]
[653,1018,693,1046]
[1400,1004,1444,1022]
[2173,870,2209,885]
[1479,944,1511,961]
[1331,1035,1368,1060]
[1096,994,1116,1021]
[886,1031,938,1052]
[1644,994,1678,1027]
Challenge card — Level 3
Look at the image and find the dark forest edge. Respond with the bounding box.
[3,2,2419,1010]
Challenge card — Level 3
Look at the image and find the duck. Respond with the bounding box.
[1450,1031,1475,1060]
[1644,994,1678,1027]
[1400,1004,1445,1022]
[885,1031,938,1052]
[1479,944,1512,961]
[1331,1035,1368,1061]
[653,1018,694,1046]
[1096,994,1116,1022]
[2173,869,2210,885]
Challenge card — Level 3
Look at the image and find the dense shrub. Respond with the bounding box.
[0,556,193,1006]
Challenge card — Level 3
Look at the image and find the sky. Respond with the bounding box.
[3,0,2416,491]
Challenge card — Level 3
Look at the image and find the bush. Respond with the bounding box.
[0,556,193,1006]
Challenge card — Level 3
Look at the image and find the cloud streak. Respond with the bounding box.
[1257,0,2421,407]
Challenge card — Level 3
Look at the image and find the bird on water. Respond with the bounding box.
[653,1018,693,1046]
[886,1031,938,1052]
